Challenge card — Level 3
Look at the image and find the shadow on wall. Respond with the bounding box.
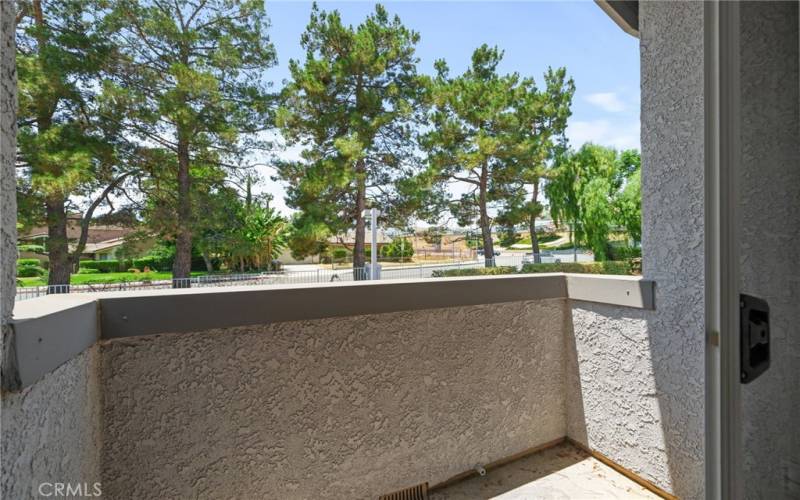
[564,297,705,500]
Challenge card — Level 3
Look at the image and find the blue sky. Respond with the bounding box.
[258,1,640,214]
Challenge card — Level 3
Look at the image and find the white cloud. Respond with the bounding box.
[566,119,640,150]
[585,92,626,113]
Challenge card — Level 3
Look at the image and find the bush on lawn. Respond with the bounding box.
[133,255,170,272]
[520,261,633,275]
[18,244,46,253]
[17,258,41,267]
[79,260,126,273]
[76,267,96,274]
[17,265,45,277]
[380,237,414,259]
[431,266,517,278]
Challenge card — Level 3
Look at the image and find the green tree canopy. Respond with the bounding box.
[545,144,641,260]
[422,45,520,266]
[276,3,428,277]
[16,0,129,287]
[105,0,277,283]
[496,67,574,262]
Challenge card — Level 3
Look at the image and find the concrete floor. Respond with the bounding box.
[429,442,660,500]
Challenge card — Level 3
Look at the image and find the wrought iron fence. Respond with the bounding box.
[15,251,594,302]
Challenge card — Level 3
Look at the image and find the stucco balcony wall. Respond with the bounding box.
[2,275,671,499]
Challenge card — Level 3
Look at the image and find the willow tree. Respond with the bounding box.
[105,0,276,284]
[277,3,426,276]
[422,45,520,267]
[545,144,640,260]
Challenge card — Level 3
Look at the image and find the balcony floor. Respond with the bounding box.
[429,442,660,499]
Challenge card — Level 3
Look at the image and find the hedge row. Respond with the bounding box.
[431,266,517,278]
[520,261,632,275]
[17,258,42,267]
[431,261,634,278]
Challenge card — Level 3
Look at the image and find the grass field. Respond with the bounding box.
[18,271,207,287]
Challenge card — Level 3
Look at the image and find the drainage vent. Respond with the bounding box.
[378,482,429,500]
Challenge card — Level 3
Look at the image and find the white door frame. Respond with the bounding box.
[705,2,743,499]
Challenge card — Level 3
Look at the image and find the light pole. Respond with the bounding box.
[364,208,380,280]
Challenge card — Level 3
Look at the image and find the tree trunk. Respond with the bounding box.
[529,180,541,263]
[352,168,367,280]
[173,136,192,287]
[45,197,71,291]
[478,168,494,267]
[201,251,214,273]
[529,218,541,264]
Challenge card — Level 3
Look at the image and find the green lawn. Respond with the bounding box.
[18,271,207,287]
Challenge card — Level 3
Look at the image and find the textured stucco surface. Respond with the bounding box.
[566,301,669,492]
[100,299,568,499]
[567,2,708,498]
[739,3,800,498]
[1,348,102,499]
[1,0,18,376]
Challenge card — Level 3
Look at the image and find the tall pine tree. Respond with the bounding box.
[277,3,426,276]
[105,0,276,285]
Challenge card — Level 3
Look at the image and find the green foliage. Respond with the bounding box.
[277,4,429,268]
[17,258,42,267]
[18,244,46,254]
[17,265,46,277]
[545,145,642,259]
[420,227,445,246]
[423,46,573,266]
[606,244,642,261]
[380,237,415,259]
[79,260,126,273]
[76,268,96,275]
[16,0,126,285]
[332,248,349,260]
[518,232,559,245]
[520,261,633,275]
[614,167,642,244]
[106,0,277,277]
[132,256,169,272]
[431,266,517,278]
[498,227,521,247]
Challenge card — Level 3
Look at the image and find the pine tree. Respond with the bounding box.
[277,3,426,277]
[105,0,276,285]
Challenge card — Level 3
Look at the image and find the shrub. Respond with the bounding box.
[606,244,641,261]
[520,261,633,275]
[536,232,560,244]
[380,237,414,259]
[17,265,45,277]
[18,244,46,253]
[133,256,171,272]
[17,258,41,267]
[76,268,96,274]
[79,260,124,273]
[332,248,349,260]
[127,268,140,273]
[431,266,517,278]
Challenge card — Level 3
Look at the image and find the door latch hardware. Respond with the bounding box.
[740,294,770,384]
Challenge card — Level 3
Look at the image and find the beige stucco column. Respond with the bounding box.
[1,0,18,388]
